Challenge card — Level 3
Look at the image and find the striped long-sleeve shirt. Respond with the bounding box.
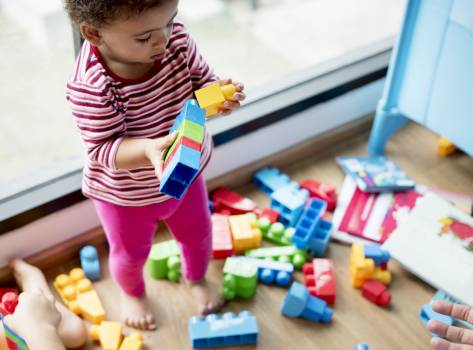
[66,22,216,206]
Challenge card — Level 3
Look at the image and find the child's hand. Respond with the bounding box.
[217,79,246,116]
[144,132,178,181]
[427,300,473,350]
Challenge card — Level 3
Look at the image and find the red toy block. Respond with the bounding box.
[302,259,336,305]
[300,179,337,212]
[211,214,233,259]
[253,207,280,223]
[0,291,19,316]
[0,288,17,300]
[163,136,202,170]
[212,187,257,215]
[361,279,391,307]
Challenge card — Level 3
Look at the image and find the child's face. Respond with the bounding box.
[98,0,179,65]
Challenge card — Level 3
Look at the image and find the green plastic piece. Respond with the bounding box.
[222,257,258,300]
[163,119,204,163]
[244,246,307,269]
[147,240,181,281]
[258,218,295,246]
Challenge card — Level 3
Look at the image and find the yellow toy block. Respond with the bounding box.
[228,213,262,253]
[54,268,106,324]
[90,321,123,350]
[119,333,143,350]
[349,243,392,287]
[372,267,391,285]
[195,83,236,117]
[437,137,457,156]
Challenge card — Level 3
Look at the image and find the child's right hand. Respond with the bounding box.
[144,132,178,180]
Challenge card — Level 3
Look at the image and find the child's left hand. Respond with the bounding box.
[217,79,246,116]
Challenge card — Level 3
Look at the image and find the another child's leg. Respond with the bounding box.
[163,175,223,315]
[93,200,158,331]
[10,260,88,348]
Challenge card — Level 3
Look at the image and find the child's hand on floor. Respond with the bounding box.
[427,300,473,350]
[217,78,246,116]
[145,132,178,181]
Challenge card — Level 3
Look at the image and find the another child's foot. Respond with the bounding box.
[189,279,225,316]
[120,291,157,331]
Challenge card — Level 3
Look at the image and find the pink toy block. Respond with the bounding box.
[211,214,233,259]
[300,179,337,212]
[212,187,257,215]
[361,280,391,307]
[302,259,336,305]
[253,207,280,223]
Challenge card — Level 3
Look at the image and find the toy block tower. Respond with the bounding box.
[195,83,236,118]
[147,240,181,281]
[160,100,206,199]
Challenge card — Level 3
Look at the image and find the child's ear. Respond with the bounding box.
[80,22,103,46]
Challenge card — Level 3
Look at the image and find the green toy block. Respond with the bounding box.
[222,257,258,300]
[178,119,204,143]
[147,240,181,281]
[244,246,307,269]
[258,218,295,246]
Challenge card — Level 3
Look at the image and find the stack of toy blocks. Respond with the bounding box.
[300,179,338,212]
[270,183,309,226]
[0,288,18,316]
[211,187,257,215]
[211,213,234,259]
[258,218,294,246]
[91,321,143,350]
[160,100,206,199]
[245,246,307,270]
[80,245,101,281]
[3,320,29,350]
[195,83,236,118]
[147,240,181,281]
[302,259,336,305]
[228,213,262,253]
[232,256,294,287]
[54,268,106,324]
[222,257,258,300]
[292,198,333,257]
[188,310,258,348]
[281,282,333,323]
[253,167,292,195]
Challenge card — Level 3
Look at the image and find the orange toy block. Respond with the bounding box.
[437,137,457,156]
[91,321,123,350]
[195,83,236,117]
[229,213,262,253]
[119,334,143,350]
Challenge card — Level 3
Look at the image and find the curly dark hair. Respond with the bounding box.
[64,0,171,26]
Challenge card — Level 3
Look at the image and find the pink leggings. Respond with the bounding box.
[93,175,212,297]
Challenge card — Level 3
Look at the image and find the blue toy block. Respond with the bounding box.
[420,304,454,337]
[253,167,292,195]
[281,282,333,323]
[355,344,369,350]
[432,290,473,330]
[270,183,309,226]
[189,311,258,348]
[307,219,332,257]
[160,145,201,199]
[171,100,205,133]
[363,244,390,265]
[232,256,294,287]
[80,245,101,281]
[292,198,327,248]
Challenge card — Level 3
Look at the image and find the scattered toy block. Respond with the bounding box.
[307,219,333,257]
[0,289,17,301]
[119,333,143,350]
[363,244,390,266]
[232,256,294,287]
[420,303,454,337]
[80,245,101,281]
[253,167,292,195]
[0,291,18,316]
[270,183,309,226]
[212,187,257,215]
[195,83,237,118]
[431,290,473,329]
[90,321,123,350]
[211,214,233,259]
[245,246,307,270]
[300,179,338,212]
[228,213,262,253]
[253,207,280,223]
[361,280,391,306]
[437,137,457,157]
[302,259,336,305]
[147,240,181,281]
[355,344,369,350]
[258,218,294,246]
[189,310,258,348]
[281,282,333,323]
[222,257,258,300]
[350,243,391,288]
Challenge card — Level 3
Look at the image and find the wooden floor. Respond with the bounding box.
[45,122,473,350]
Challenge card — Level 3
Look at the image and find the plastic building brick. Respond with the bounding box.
[258,218,294,246]
[432,290,473,329]
[54,268,106,324]
[355,344,369,350]
[228,213,262,253]
[302,259,336,305]
[307,219,333,257]
[281,282,333,323]
[232,256,294,287]
[119,334,143,350]
[0,291,18,316]
[0,289,17,300]
[270,183,309,226]
[80,245,101,281]
[211,187,257,215]
[245,246,307,270]
[195,83,237,118]
[437,137,457,157]
[90,321,123,350]
[420,304,454,337]
[2,319,29,350]
[253,207,280,223]
[300,179,338,212]
[189,310,258,348]
[147,240,181,281]
[361,280,391,307]
[363,244,390,266]
[222,257,257,300]
[349,243,391,288]
[253,167,292,196]
[211,214,233,259]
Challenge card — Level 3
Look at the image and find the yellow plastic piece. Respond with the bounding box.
[119,333,143,350]
[437,137,457,156]
[195,83,237,117]
[228,213,262,253]
[91,321,123,350]
[373,267,392,285]
[349,243,375,288]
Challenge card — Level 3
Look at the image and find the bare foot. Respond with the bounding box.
[120,291,157,331]
[189,279,225,316]
[10,259,88,348]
